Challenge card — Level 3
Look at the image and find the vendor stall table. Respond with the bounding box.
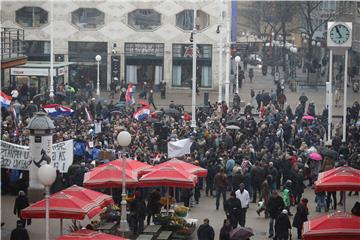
[157,231,173,240]
[136,234,154,240]
[143,225,162,235]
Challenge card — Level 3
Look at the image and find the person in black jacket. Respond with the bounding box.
[275,209,291,240]
[267,190,284,238]
[13,191,30,227]
[130,191,147,235]
[146,188,161,225]
[224,191,242,228]
[293,198,309,239]
[197,218,215,240]
[10,220,29,240]
[219,219,232,240]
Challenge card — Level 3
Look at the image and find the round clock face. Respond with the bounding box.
[329,24,350,44]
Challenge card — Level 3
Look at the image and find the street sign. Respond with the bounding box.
[111,55,120,82]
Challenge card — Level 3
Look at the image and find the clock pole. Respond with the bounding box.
[327,50,333,144]
[343,50,348,143]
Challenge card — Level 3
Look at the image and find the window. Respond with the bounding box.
[71,8,105,29]
[176,10,210,31]
[23,41,50,61]
[16,7,48,27]
[172,44,212,88]
[128,9,161,31]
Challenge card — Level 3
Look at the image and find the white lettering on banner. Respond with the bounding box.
[0,140,74,172]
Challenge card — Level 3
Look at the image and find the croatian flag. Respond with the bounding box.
[43,104,74,117]
[126,82,134,104]
[0,91,12,108]
[133,107,150,121]
[84,106,93,122]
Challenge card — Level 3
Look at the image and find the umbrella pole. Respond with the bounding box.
[343,191,346,212]
[60,219,63,236]
[167,186,169,214]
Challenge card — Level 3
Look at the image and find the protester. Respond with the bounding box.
[293,198,309,239]
[197,218,215,240]
[267,190,284,238]
[224,191,242,229]
[275,209,292,240]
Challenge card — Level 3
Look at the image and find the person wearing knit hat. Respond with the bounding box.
[275,208,292,240]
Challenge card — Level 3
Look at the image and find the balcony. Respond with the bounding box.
[1,27,27,69]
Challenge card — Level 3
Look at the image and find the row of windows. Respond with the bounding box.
[15,7,210,31]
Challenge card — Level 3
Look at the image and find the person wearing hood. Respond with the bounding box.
[275,209,292,240]
[197,218,215,240]
[293,198,309,239]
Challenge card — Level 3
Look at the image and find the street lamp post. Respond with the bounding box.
[191,6,197,128]
[117,131,132,234]
[49,0,54,100]
[235,56,241,94]
[224,8,231,106]
[95,55,101,97]
[38,164,57,240]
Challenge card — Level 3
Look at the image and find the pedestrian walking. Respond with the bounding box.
[275,209,292,240]
[219,219,232,240]
[129,191,147,235]
[235,183,250,227]
[13,191,30,227]
[160,80,166,99]
[10,220,29,240]
[248,68,254,83]
[224,191,242,229]
[214,168,228,210]
[197,218,215,240]
[293,198,309,239]
[267,190,284,238]
[148,89,157,110]
[146,189,161,225]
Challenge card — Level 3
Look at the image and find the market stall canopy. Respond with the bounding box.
[56,229,128,240]
[302,211,360,240]
[138,164,197,188]
[140,159,207,177]
[314,166,360,192]
[83,164,139,188]
[21,191,102,220]
[104,159,152,174]
[62,185,114,208]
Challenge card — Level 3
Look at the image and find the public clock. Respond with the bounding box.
[329,24,350,45]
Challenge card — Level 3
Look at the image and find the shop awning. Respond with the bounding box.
[11,61,75,77]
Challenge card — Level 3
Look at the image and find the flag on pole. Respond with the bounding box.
[125,82,134,104]
[43,104,74,117]
[84,106,93,122]
[10,104,19,136]
[0,91,12,108]
[133,107,150,121]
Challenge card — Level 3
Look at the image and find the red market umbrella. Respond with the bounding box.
[140,159,208,177]
[302,211,360,240]
[57,229,127,240]
[138,164,197,188]
[21,191,102,220]
[83,164,139,189]
[315,166,360,192]
[105,159,152,176]
[309,152,322,161]
[303,115,316,121]
[62,185,114,208]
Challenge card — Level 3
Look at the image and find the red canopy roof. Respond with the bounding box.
[138,164,197,188]
[302,211,360,240]
[83,164,138,189]
[21,191,102,220]
[105,159,152,174]
[56,229,127,240]
[62,185,114,208]
[315,166,360,192]
[140,159,207,177]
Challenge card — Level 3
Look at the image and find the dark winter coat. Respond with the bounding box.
[13,195,29,218]
[219,225,232,240]
[147,190,161,214]
[275,213,291,239]
[224,197,242,217]
[292,203,309,228]
[197,223,215,240]
[267,195,284,219]
[10,227,29,240]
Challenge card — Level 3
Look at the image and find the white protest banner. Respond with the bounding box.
[167,138,193,158]
[0,140,74,173]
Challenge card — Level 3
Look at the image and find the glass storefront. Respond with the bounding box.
[172,44,212,88]
[68,41,107,90]
[125,43,164,89]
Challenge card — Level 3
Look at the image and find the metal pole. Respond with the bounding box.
[45,186,50,240]
[236,62,239,94]
[49,0,54,100]
[191,6,197,128]
[119,149,128,234]
[60,219,63,236]
[224,4,231,106]
[96,60,100,96]
[343,50,348,143]
[328,50,333,144]
[218,0,223,103]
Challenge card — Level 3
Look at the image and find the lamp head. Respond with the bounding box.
[117,131,132,147]
[38,164,57,186]
[95,55,102,62]
[235,56,241,63]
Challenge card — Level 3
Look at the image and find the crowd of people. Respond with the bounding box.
[1,81,360,240]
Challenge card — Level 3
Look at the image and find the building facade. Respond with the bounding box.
[1,0,230,93]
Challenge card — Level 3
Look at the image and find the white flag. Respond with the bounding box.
[167,138,193,158]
